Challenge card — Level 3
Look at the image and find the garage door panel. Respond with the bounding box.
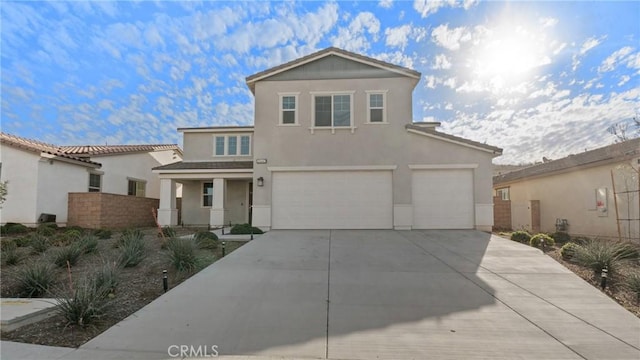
[272,171,392,229]
[412,169,474,229]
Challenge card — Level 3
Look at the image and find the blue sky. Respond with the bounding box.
[1,0,638,164]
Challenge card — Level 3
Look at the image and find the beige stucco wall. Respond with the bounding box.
[179,179,248,226]
[503,159,640,241]
[182,132,253,162]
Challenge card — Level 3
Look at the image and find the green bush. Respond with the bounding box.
[16,262,56,297]
[93,229,112,240]
[1,223,30,235]
[64,226,84,232]
[14,236,31,247]
[574,239,637,277]
[39,222,58,230]
[51,233,74,247]
[30,233,51,254]
[626,272,640,300]
[551,232,571,244]
[560,242,581,261]
[64,229,83,240]
[118,232,146,267]
[90,262,119,294]
[194,231,219,250]
[36,224,56,236]
[159,226,177,238]
[115,229,143,248]
[166,238,199,272]
[510,230,531,243]
[530,233,555,248]
[55,276,112,326]
[571,236,592,245]
[230,223,264,235]
[78,234,99,254]
[52,244,84,267]
[3,246,22,266]
[1,238,16,251]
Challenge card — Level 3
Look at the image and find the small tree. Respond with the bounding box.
[607,116,639,143]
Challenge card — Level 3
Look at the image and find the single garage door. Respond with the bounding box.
[272,171,393,229]
[412,169,474,229]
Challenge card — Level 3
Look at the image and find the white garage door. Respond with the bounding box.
[272,171,393,229]
[412,169,474,229]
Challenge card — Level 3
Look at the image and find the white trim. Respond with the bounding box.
[180,128,254,133]
[278,92,299,126]
[213,134,252,157]
[310,91,355,133]
[268,165,397,172]
[158,173,253,180]
[407,129,498,154]
[408,164,478,170]
[246,49,420,84]
[365,90,388,124]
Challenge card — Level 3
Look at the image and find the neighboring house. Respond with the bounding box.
[0,132,182,225]
[493,138,640,242]
[155,47,502,231]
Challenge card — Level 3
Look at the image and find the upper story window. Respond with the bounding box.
[367,91,387,123]
[279,93,299,125]
[214,135,251,156]
[88,173,101,192]
[311,92,354,132]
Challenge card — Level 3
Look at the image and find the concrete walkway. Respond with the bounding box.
[2,230,639,359]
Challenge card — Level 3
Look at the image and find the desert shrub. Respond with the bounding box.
[50,233,74,247]
[16,262,56,297]
[230,223,264,235]
[3,246,22,266]
[626,273,640,301]
[78,234,99,254]
[574,239,637,277]
[166,238,199,272]
[36,224,56,236]
[510,230,531,243]
[52,243,84,267]
[55,276,112,326]
[1,223,29,235]
[90,262,119,294]
[194,231,219,250]
[14,236,31,247]
[118,232,146,267]
[39,222,58,229]
[30,233,50,254]
[115,229,143,248]
[530,233,555,248]
[159,226,177,238]
[560,242,581,261]
[1,238,16,251]
[64,229,83,240]
[551,232,571,244]
[93,229,112,239]
[571,236,592,245]
[64,226,84,232]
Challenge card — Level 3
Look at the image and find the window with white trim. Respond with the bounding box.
[312,93,353,128]
[496,187,510,201]
[127,179,146,197]
[213,135,252,156]
[203,182,213,207]
[279,93,298,125]
[88,173,101,192]
[367,92,386,123]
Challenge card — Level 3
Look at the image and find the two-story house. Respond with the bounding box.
[154,47,502,231]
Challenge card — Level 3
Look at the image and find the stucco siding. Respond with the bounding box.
[0,146,40,224]
[267,55,402,81]
[36,157,89,224]
[182,132,253,162]
[93,151,173,198]
[181,180,210,226]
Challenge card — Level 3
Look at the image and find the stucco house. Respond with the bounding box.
[493,138,640,242]
[154,47,502,231]
[0,132,182,226]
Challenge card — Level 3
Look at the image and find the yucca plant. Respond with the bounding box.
[194,231,219,250]
[16,262,56,297]
[78,234,99,254]
[574,239,637,277]
[55,276,112,326]
[90,261,119,294]
[626,272,640,304]
[52,243,84,267]
[30,233,51,254]
[2,245,22,266]
[166,238,199,272]
[118,232,146,267]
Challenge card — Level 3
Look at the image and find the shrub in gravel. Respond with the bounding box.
[159,226,177,238]
[166,238,199,272]
[16,262,56,297]
[30,233,51,254]
[1,223,29,235]
[510,230,531,243]
[118,232,146,267]
[14,236,31,247]
[52,243,84,267]
[626,272,640,303]
[36,224,56,236]
[115,229,143,248]
[78,234,99,254]
[529,233,555,248]
[194,231,219,250]
[90,262,119,294]
[3,246,22,266]
[550,232,571,244]
[55,276,112,326]
[93,229,112,240]
[574,239,637,277]
[560,242,581,261]
[1,238,16,251]
[230,223,264,235]
[64,229,83,240]
[51,233,74,247]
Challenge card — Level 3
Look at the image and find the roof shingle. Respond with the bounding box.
[0,132,101,167]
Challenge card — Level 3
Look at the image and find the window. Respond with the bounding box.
[213,135,252,156]
[496,187,509,200]
[312,92,354,128]
[279,93,298,125]
[127,179,146,197]
[88,173,101,192]
[203,182,213,207]
[367,92,386,123]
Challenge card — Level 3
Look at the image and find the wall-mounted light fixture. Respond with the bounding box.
[256,159,267,164]
[257,177,264,187]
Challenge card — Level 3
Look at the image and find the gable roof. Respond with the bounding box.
[246,47,421,92]
[405,124,503,155]
[0,132,101,167]
[494,138,640,185]
[59,144,182,156]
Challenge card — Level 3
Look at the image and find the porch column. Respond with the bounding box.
[158,179,178,226]
[210,178,226,227]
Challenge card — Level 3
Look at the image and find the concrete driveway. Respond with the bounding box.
[14,230,640,359]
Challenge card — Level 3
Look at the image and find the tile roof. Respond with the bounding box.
[153,161,254,171]
[494,138,640,185]
[405,124,503,154]
[59,144,181,156]
[0,132,100,167]
[245,47,421,87]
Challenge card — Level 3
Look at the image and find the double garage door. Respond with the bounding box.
[271,169,474,229]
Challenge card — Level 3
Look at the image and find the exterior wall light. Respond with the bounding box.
[257,177,264,187]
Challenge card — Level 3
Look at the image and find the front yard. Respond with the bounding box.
[0,225,244,347]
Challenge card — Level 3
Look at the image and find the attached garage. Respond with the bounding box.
[412,168,475,229]
[271,170,393,229]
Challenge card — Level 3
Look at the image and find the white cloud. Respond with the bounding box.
[431,24,470,51]
[332,12,380,52]
[599,46,634,72]
[580,36,604,55]
[618,75,631,86]
[539,17,558,28]
[414,0,478,18]
[432,53,452,69]
[385,24,412,50]
[378,0,393,8]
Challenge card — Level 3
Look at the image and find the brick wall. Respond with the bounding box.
[493,196,512,231]
[68,193,160,229]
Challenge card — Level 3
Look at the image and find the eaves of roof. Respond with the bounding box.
[405,124,503,155]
